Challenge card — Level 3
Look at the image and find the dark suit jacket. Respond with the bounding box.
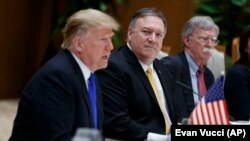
[161,52,214,123]
[9,49,103,141]
[95,45,177,140]
[224,63,250,120]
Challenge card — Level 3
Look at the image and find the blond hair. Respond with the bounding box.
[61,8,120,49]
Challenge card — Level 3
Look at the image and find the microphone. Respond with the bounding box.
[175,80,199,96]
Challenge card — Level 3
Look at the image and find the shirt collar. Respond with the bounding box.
[185,52,199,75]
[71,51,91,81]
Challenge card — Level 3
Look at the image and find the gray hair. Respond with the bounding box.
[61,8,120,49]
[181,16,219,39]
[128,8,167,35]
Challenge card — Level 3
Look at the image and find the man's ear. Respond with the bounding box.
[72,37,83,51]
[183,38,191,48]
[127,28,133,41]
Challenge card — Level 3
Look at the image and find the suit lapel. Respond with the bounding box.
[203,66,214,88]
[179,53,195,113]
[154,60,174,116]
[122,46,158,103]
[154,61,168,102]
[64,50,93,118]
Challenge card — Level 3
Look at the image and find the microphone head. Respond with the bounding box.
[175,81,193,92]
[175,80,199,95]
[181,118,191,125]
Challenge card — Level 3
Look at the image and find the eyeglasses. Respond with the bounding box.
[191,35,219,46]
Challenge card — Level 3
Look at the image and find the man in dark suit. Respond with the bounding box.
[96,8,176,141]
[161,16,218,123]
[9,9,119,141]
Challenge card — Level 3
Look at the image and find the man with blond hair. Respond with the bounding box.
[9,8,119,141]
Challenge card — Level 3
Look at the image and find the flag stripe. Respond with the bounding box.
[205,103,211,124]
[207,103,215,125]
[197,100,203,124]
[201,101,209,124]
[213,101,221,124]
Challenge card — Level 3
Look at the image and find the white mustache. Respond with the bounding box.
[202,48,213,53]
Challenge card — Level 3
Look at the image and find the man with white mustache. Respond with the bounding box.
[161,16,219,123]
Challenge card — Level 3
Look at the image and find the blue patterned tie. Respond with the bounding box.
[88,73,98,128]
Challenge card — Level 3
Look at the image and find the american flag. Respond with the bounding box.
[190,75,230,125]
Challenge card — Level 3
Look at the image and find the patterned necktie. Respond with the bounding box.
[146,67,171,134]
[88,73,98,128]
[197,66,207,97]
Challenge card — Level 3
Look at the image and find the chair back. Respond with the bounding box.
[231,37,240,64]
[207,45,226,79]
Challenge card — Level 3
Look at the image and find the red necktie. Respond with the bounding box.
[197,66,207,97]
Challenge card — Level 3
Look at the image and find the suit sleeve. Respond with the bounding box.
[96,61,150,140]
[33,72,75,140]
[224,66,250,120]
[160,56,176,78]
[30,71,75,141]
